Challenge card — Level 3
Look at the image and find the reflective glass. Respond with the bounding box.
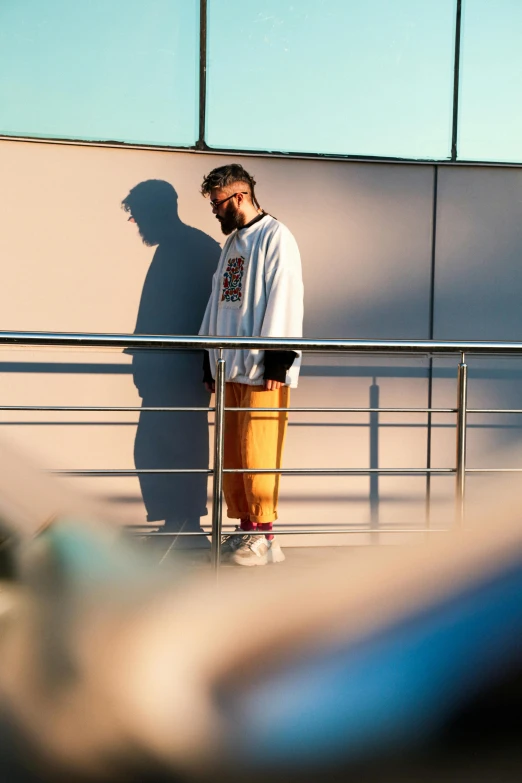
[458,0,522,162]
[0,0,199,146]
[206,0,456,159]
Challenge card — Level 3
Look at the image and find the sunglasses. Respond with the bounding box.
[209,191,248,209]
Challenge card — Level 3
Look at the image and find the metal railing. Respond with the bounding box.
[2,331,522,572]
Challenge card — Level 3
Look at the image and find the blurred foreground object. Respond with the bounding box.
[0,438,521,781]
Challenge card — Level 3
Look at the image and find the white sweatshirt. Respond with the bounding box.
[199,214,304,387]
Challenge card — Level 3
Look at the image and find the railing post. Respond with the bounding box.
[455,352,468,525]
[210,353,226,573]
[369,377,379,539]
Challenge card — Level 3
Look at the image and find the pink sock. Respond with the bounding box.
[257,522,274,541]
[240,519,256,532]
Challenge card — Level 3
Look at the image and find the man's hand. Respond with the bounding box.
[205,381,215,394]
[264,380,283,391]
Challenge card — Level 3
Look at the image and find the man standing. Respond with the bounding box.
[200,164,304,566]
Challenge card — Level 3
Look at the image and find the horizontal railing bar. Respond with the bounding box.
[8,406,522,415]
[6,406,522,417]
[52,467,522,476]
[225,468,453,474]
[465,468,522,473]
[223,407,457,413]
[130,528,449,536]
[0,406,212,412]
[467,409,522,414]
[0,405,457,414]
[0,408,500,417]
[52,468,455,475]
[3,330,522,354]
[0,409,520,424]
[223,469,454,474]
[53,469,212,475]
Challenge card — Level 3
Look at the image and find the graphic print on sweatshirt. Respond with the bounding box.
[220,256,247,309]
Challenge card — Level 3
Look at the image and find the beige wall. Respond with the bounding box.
[431,167,522,519]
[2,139,518,545]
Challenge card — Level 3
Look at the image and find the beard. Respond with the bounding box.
[138,229,159,247]
[217,202,244,235]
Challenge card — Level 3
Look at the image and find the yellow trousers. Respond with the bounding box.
[223,382,290,524]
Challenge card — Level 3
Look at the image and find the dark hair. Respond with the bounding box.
[121,180,179,246]
[200,164,261,209]
[121,179,178,218]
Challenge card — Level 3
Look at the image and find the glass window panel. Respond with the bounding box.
[458,0,522,162]
[0,0,199,146]
[206,0,456,159]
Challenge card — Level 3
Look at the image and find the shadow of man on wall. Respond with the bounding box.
[122,180,220,547]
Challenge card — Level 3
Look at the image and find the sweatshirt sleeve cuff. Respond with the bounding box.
[263,350,298,383]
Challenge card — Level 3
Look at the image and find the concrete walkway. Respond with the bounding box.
[141,538,359,579]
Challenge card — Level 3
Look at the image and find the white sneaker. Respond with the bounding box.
[229,534,285,567]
